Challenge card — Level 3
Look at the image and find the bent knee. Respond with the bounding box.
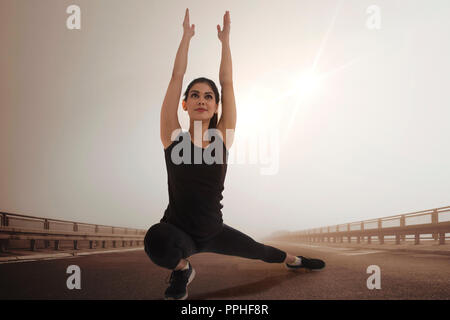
[143,222,187,269]
[144,223,173,257]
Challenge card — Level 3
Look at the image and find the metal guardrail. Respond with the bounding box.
[270,206,450,245]
[0,211,147,252]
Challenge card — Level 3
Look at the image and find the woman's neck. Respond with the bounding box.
[189,119,211,147]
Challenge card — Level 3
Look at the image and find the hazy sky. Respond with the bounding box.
[1,0,449,240]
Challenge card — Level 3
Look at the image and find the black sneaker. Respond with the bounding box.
[164,261,196,300]
[285,256,325,271]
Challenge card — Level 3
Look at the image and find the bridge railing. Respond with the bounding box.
[0,211,147,252]
[270,206,450,245]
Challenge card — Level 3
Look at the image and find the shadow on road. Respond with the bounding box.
[189,270,309,300]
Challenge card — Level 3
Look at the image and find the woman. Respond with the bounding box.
[144,9,325,300]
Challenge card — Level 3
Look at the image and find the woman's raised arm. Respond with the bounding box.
[160,8,195,149]
[216,11,237,149]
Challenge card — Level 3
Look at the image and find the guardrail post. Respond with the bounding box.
[347,224,351,243]
[0,213,9,251]
[415,233,420,245]
[0,240,7,252]
[360,222,364,243]
[367,235,371,244]
[395,234,401,245]
[400,215,406,242]
[378,219,384,244]
[95,225,99,248]
[1,212,8,227]
[30,240,36,251]
[431,209,438,241]
[327,227,330,243]
[73,223,79,250]
[44,219,50,249]
[439,232,445,245]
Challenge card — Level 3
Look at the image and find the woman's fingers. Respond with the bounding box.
[222,11,230,34]
[221,11,230,33]
[184,8,189,25]
[183,8,192,29]
[182,8,195,37]
[224,10,230,25]
[217,11,231,41]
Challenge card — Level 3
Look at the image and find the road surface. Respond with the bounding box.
[1,241,449,299]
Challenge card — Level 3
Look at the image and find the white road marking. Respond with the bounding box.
[341,250,382,256]
[266,241,384,256]
[0,247,144,264]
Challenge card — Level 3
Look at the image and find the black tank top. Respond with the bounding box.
[160,130,229,242]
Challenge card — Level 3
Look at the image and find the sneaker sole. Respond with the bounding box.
[164,268,196,300]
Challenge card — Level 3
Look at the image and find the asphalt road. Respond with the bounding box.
[0,241,449,300]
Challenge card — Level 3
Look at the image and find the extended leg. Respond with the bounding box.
[197,224,288,263]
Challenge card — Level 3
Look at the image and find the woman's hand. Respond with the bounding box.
[217,11,231,43]
[183,8,195,39]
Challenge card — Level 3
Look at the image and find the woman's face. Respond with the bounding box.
[183,82,218,122]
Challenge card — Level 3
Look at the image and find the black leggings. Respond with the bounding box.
[144,222,287,270]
